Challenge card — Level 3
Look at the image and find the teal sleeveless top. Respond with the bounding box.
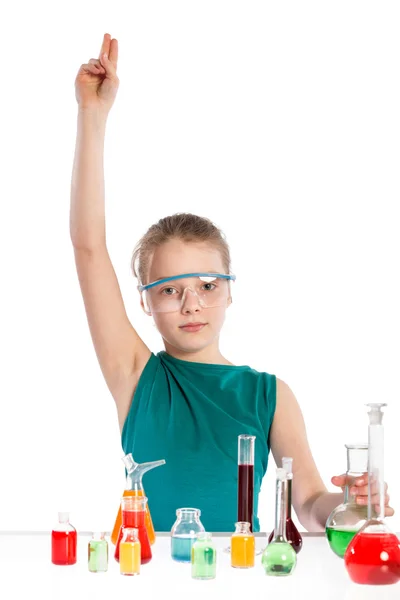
[121,351,276,532]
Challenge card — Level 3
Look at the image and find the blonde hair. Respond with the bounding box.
[131,213,231,285]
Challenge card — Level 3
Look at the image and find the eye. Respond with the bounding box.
[202,283,216,292]
[161,286,177,296]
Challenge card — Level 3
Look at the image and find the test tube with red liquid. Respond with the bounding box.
[238,434,255,532]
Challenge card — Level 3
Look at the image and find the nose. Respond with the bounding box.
[180,287,203,314]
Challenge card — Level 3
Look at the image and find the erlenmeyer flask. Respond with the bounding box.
[325,444,369,558]
[344,404,400,585]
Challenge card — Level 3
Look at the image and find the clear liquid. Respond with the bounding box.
[171,535,195,562]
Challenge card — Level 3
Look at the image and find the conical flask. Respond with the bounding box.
[325,444,369,558]
[344,404,400,585]
[268,457,302,553]
[111,453,165,546]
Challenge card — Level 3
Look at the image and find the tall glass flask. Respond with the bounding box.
[325,444,369,558]
[238,434,255,531]
[268,457,302,553]
[262,468,296,576]
[344,404,400,585]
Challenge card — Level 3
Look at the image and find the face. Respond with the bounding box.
[140,239,232,354]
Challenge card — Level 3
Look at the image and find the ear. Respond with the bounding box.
[227,296,232,307]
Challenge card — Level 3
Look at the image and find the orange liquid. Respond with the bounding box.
[111,490,156,546]
[231,533,255,568]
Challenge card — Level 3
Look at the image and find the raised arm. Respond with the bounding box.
[70,33,151,430]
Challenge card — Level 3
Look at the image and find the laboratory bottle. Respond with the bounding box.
[115,496,152,564]
[120,527,141,576]
[191,532,217,580]
[171,507,205,562]
[88,532,108,573]
[231,521,255,568]
[325,444,369,558]
[262,468,296,576]
[111,453,165,546]
[268,457,303,553]
[344,404,400,585]
[51,512,77,566]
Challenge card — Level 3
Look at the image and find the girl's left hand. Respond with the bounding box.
[331,473,395,517]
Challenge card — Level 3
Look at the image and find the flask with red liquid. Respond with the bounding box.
[344,404,400,585]
[268,457,302,553]
[51,512,77,565]
[114,496,152,564]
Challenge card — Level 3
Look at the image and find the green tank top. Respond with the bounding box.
[121,351,276,532]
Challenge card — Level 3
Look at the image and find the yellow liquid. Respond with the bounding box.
[111,489,156,546]
[120,541,140,575]
[231,534,255,568]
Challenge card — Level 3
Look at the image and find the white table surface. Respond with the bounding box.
[1,531,399,600]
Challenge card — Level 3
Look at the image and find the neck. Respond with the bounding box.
[163,339,232,365]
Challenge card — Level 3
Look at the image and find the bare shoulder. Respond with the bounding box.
[111,346,153,434]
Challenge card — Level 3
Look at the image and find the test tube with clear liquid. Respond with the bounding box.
[344,403,400,585]
[224,434,256,554]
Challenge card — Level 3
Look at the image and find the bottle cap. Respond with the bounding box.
[58,512,69,523]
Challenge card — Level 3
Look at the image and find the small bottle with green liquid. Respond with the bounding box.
[325,444,369,558]
[191,532,217,580]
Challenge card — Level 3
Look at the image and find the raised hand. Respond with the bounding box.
[74,33,119,114]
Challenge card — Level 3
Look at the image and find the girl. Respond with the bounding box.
[71,33,393,532]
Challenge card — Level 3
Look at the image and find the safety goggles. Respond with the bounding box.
[138,272,236,314]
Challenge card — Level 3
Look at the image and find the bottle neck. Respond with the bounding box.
[344,446,368,506]
[368,423,385,521]
[273,477,287,542]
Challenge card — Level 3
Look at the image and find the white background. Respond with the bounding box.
[1,1,399,533]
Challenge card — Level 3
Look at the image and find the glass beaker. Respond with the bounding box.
[231,521,255,568]
[114,496,152,564]
[111,454,165,546]
[267,457,303,553]
[51,512,77,566]
[170,508,205,562]
[325,444,369,558]
[119,527,141,576]
[344,404,400,585]
[191,532,217,580]
[262,468,296,576]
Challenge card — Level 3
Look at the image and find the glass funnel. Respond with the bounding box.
[344,404,400,585]
[326,444,369,558]
[262,468,297,576]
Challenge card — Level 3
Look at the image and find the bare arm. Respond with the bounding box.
[270,378,343,531]
[70,44,151,428]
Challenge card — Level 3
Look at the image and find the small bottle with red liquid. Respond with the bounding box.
[268,457,303,553]
[51,512,77,565]
[114,496,152,564]
[344,403,400,585]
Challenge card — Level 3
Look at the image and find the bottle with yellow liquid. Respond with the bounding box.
[231,521,255,568]
[111,454,165,546]
[120,527,141,576]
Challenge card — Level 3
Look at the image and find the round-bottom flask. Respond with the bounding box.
[325,444,369,558]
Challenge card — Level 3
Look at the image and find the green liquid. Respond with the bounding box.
[191,540,216,580]
[261,541,296,576]
[325,527,358,558]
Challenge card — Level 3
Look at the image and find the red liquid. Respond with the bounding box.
[238,464,254,531]
[51,530,77,565]
[114,509,152,564]
[268,518,303,553]
[344,532,400,585]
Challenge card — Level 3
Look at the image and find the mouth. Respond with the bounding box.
[179,322,207,333]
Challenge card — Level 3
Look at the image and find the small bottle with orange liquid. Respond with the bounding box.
[111,453,165,546]
[231,521,255,568]
[120,527,141,576]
